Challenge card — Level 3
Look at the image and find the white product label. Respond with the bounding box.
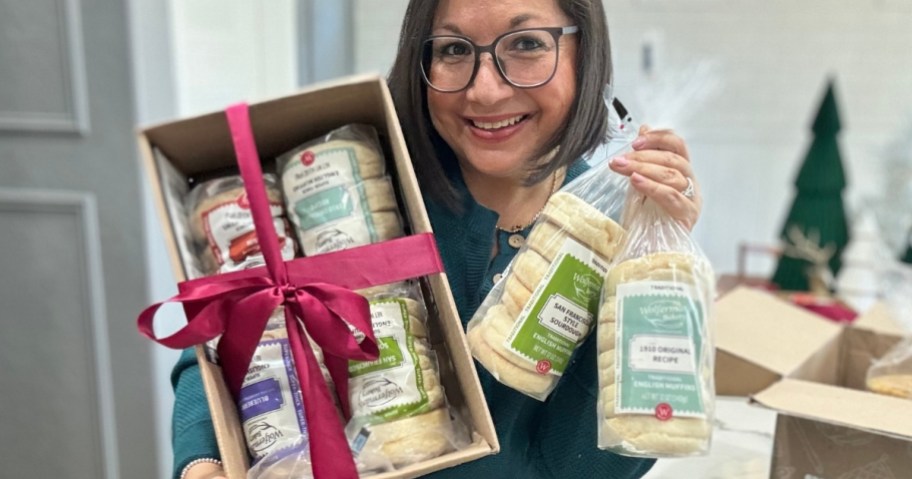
[282,147,376,254]
[348,300,430,422]
[201,194,294,273]
[628,336,697,374]
[538,294,592,342]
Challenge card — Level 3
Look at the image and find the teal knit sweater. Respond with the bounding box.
[170,160,655,479]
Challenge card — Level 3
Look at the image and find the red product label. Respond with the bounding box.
[301,151,316,166]
[535,359,552,375]
[229,230,261,263]
[655,403,673,421]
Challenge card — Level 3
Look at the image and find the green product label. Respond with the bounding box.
[615,281,706,418]
[348,299,431,423]
[506,238,605,375]
[348,336,403,377]
[294,186,352,230]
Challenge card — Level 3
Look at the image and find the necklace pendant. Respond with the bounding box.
[493,169,560,234]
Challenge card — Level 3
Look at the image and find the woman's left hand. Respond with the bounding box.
[609,125,702,229]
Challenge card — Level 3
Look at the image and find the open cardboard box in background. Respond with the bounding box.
[138,75,498,478]
[715,287,912,478]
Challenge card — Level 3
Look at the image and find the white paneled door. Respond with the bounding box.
[0,0,157,478]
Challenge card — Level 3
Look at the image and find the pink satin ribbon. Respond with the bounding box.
[137,103,445,479]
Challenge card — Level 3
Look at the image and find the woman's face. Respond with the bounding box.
[427,0,578,182]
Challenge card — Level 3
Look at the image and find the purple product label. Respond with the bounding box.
[241,336,311,462]
[240,378,285,420]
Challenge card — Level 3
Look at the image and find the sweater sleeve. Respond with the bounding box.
[533,334,656,478]
[171,347,221,479]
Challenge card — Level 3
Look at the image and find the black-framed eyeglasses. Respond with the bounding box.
[421,26,579,93]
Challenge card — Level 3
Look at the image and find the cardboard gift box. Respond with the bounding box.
[715,287,912,478]
[138,75,498,478]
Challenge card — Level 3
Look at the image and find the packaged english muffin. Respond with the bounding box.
[248,283,468,477]
[865,268,912,399]
[239,307,342,471]
[186,175,342,470]
[597,195,716,457]
[465,97,637,401]
[277,124,406,256]
[347,282,466,473]
[866,337,912,400]
[186,174,296,275]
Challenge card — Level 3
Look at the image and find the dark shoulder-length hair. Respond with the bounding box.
[388,0,612,210]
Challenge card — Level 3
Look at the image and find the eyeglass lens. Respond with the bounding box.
[423,29,560,92]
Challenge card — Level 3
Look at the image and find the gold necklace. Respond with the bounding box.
[495,170,560,233]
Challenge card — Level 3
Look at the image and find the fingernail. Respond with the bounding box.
[611,156,629,167]
[631,172,646,184]
[632,137,646,148]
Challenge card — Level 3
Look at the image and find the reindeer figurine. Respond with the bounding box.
[781,226,837,296]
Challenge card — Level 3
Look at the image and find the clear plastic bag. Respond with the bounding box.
[238,308,341,467]
[465,95,637,401]
[186,173,297,361]
[347,282,467,473]
[247,282,468,478]
[866,264,912,399]
[186,173,295,275]
[246,436,314,479]
[245,432,395,479]
[596,195,716,457]
[276,124,405,255]
[866,337,912,399]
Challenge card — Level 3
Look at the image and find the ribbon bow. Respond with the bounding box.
[138,103,444,478]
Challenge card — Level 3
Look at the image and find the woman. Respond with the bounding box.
[174,0,701,477]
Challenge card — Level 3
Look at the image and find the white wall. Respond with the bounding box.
[171,0,298,115]
[351,0,912,277]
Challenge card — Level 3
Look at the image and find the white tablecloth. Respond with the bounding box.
[643,396,777,479]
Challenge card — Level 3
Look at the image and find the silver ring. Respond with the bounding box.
[681,177,695,199]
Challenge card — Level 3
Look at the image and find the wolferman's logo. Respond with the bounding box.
[301,151,316,166]
[640,299,687,330]
[572,272,600,302]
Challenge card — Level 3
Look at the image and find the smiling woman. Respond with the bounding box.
[425,0,578,188]
[173,1,704,478]
[383,0,702,477]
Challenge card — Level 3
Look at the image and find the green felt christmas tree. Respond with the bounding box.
[771,80,850,292]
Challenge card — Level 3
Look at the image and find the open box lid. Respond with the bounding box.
[752,378,912,440]
[715,287,843,396]
[852,301,907,337]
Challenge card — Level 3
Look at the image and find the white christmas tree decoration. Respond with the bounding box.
[836,210,894,312]
[871,116,912,255]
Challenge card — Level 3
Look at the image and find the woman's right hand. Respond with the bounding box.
[184,462,227,479]
[609,125,702,229]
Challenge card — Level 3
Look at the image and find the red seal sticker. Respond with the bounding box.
[301,151,316,166]
[655,403,673,421]
[535,359,551,374]
[237,193,250,209]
